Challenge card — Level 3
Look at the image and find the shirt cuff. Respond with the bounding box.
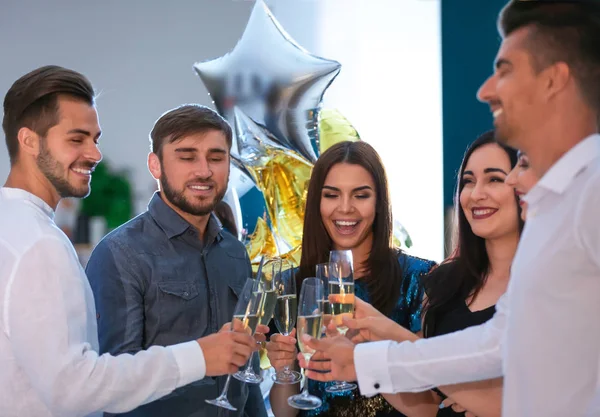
[355,340,394,397]
[169,340,206,388]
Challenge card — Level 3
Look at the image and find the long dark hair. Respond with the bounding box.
[422,130,524,337]
[298,141,403,315]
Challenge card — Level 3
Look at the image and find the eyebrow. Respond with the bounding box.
[67,128,102,140]
[174,147,227,154]
[322,185,374,192]
[463,168,508,176]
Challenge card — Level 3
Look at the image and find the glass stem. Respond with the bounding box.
[301,359,310,397]
[244,351,257,372]
[217,375,232,400]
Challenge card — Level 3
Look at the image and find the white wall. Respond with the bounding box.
[0,0,257,213]
[314,0,444,262]
[0,0,443,262]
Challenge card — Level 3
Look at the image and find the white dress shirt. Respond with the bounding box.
[355,135,600,417]
[0,187,206,417]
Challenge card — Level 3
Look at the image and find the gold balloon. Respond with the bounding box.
[244,148,312,251]
[318,108,360,154]
[280,244,302,268]
[246,217,278,266]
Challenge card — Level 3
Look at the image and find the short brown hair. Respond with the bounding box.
[499,0,600,110]
[150,104,233,157]
[2,65,95,164]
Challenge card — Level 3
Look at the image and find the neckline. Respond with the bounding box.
[464,301,496,314]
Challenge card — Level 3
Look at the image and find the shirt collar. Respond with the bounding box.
[148,192,223,243]
[0,187,55,220]
[524,134,600,203]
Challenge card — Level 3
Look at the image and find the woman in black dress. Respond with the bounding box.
[343,131,536,417]
[420,131,524,417]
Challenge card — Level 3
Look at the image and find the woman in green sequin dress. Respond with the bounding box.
[266,141,438,417]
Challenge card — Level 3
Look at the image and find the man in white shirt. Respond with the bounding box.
[0,65,260,417]
[299,1,600,416]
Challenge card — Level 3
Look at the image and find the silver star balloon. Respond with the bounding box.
[194,0,340,162]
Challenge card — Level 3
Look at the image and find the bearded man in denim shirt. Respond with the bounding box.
[86,105,268,417]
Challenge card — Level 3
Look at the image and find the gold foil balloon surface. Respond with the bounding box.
[318,108,360,154]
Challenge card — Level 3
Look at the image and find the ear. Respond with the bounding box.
[148,152,162,180]
[544,61,570,100]
[17,127,41,157]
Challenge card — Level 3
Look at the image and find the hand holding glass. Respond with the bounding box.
[206,278,262,410]
[287,278,324,410]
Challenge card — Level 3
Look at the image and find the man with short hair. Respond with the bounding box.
[0,66,258,417]
[301,1,600,416]
[86,104,268,417]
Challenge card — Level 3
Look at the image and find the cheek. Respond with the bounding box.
[320,199,334,220]
[459,189,470,212]
[358,200,376,224]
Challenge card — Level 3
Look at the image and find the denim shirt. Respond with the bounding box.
[86,193,267,417]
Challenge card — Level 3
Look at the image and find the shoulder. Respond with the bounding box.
[397,251,437,276]
[0,200,68,257]
[95,212,156,252]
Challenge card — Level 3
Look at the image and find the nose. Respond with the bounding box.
[470,181,488,202]
[86,142,102,164]
[194,157,213,179]
[477,74,496,104]
[505,166,518,187]
[337,195,353,214]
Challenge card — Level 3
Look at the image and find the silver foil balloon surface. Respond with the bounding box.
[194,0,341,163]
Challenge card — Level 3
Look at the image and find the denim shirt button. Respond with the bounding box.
[184,291,189,296]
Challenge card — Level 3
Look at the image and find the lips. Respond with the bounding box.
[333,220,360,235]
[471,207,498,220]
[187,182,215,196]
[71,165,95,178]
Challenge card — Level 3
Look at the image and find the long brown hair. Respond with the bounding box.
[422,130,523,336]
[298,141,403,315]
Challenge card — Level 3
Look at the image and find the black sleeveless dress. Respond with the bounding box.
[426,298,496,416]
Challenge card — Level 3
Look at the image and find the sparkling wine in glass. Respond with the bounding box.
[315,263,333,332]
[287,278,324,410]
[272,260,302,384]
[233,259,279,384]
[326,250,357,393]
[206,278,262,410]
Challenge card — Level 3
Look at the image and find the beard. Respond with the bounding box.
[36,138,93,199]
[160,170,226,217]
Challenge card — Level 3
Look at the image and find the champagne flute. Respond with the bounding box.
[315,263,332,332]
[287,278,324,410]
[233,258,279,384]
[272,259,302,384]
[326,250,357,393]
[206,278,262,410]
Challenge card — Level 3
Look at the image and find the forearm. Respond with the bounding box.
[440,378,502,417]
[355,321,503,396]
[382,392,439,417]
[9,239,206,416]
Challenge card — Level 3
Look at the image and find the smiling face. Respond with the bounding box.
[477,27,548,151]
[319,163,376,252]
[505,152,539,221]
[149,129,230,217]
[459,143,520,240]
[34,96,102,199]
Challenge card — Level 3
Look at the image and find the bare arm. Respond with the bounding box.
[382,391,440,417]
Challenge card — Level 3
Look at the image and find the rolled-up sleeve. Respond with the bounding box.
[356,293,507,397]
[7,237,206,416]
